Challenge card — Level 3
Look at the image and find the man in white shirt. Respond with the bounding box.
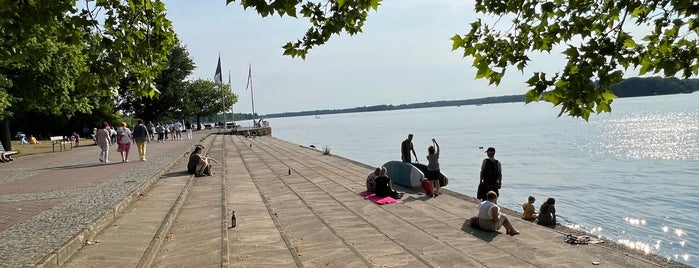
[173,121,183,140]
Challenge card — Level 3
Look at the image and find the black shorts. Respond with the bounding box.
[426,169,440,181]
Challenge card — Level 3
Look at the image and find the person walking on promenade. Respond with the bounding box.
[133,119,149,161]
[72,132,80,147]
[537,197,558,226]
[478,191,519,235]
[169,122,175,141]
[147,121,155,141]
[109,126,117,144]
[156,123,165,142]
[185,120,193,140]
[477,147,502,201]
[116,122,132,162]
[426,138,441,197]
[401,134,418,163]
[95,121,112,163]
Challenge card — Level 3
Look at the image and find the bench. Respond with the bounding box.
[50,136,73,152]
[0,143,17,162]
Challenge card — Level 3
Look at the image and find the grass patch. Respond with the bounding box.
[6,139,91,157]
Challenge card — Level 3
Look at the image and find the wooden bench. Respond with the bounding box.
[50,136,73,152]
[0,143,17,162]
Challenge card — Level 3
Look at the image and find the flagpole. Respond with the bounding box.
[214,54,226,130]
[229,70,234,125]
[249,63,255,127]
[223,83,227,131]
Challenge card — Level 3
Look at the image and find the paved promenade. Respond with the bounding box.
[0,133,687,267]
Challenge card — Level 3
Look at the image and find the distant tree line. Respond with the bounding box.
[263,77,699,119]
[610,77,699,97]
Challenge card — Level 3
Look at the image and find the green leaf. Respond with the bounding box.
[602,91,616,100]
[524,89,541,103]
[450,35,464,51]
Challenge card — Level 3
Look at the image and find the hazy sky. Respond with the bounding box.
[164,1,568,115]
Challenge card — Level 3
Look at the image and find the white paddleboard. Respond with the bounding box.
[382,161,424,187]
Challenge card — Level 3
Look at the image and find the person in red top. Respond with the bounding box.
[72,132,80,147]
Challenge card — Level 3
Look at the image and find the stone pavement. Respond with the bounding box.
[0,131,207,267]
[0,133,688,267]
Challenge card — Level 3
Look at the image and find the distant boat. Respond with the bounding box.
[315,115,320,119]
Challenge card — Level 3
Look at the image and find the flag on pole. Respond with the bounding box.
[214,55,222,84]
[244,63,252,90]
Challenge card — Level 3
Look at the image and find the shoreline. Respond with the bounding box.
[300,144,692,268]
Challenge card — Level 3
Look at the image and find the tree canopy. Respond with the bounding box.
[0,0,175,120]
[183,79,237,128]
[226,0,380,59]
[1,0,175,149]
[118,40,196,122]
[226,0,699,120]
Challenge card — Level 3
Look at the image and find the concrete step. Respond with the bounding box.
[152,135,227,267]
[62,137,216,268]
[57,134,676,268]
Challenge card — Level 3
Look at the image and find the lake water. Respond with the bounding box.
[267,93,699,266]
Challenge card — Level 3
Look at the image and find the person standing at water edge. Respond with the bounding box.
[401,134,418,163]
[426,138,441,197]
[95,121,111,163]
[478,147,502,200]
[133,119,149,161]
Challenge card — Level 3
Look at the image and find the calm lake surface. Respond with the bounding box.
[268,93,699,266]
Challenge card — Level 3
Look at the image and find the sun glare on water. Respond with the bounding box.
[624,217,646,226]
[618,239,654,254]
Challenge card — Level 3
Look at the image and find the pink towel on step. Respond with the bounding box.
[361,192,398,205]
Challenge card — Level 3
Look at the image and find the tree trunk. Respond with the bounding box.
[1,118,11,151]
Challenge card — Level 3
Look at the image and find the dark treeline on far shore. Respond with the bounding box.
[263,77,699,119]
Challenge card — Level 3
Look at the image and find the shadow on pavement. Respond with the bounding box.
[461,221,499,242]
[160,170,191,178]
